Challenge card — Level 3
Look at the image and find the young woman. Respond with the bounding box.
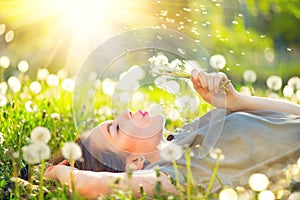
[45,69,300,199]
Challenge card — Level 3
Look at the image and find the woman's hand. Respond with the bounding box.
[190,69,239,110]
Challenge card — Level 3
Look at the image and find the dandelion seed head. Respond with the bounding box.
[209,148,225,160]
[0,56,10,68]
[288,192,300,200]
[258,190,275,200]
[57,69,68,79]
[25,100,38,112]
[8,76,21,93]
[127,65,145,80]
[30,81,42,94]
[37,68,49,81]
[30,126,51,144]
[0,95,7,107]
[102,78,116,96]
[243,70,257,83]
[167,109,180,121]
[266,75,282,91]
[219,188,238,200]
[209,54,226,70]
[51,113,60,120]
[0,132,4,145]
[248,173,270,191]
[158,142,183,162]
[17,60,29,73]
[0,82,8,95]
[62,142,82,161]
[22,143,50,164]
[287,76,300,90]
[46,74,59,87]
[283,85,294,98]
[62,78,74,92]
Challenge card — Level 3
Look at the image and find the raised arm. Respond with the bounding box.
[191,69,300,115]
[45,165,177,199]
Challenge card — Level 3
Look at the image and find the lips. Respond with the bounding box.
[138,110,148,117]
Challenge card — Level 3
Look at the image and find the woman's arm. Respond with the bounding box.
[191,69,300,115]
[45,165,177,199]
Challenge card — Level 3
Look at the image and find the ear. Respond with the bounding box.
[125,156,146,171]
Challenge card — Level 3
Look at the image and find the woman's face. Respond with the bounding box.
[96,110,165,153]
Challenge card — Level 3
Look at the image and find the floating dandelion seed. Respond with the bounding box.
[248,173,270,191]
[0,132,4,145]
[30,81,42,94]
[8,76,21,93]
[266,76,282,91]
[62,142,82,161]
[258,190,275,200]
[30,126,51,144]
[0,56,10,68]
[0,95,7,107]
[219,188,238,200]
[17,60,29,73]
[22,143,50,164]
[243,70,257,83]
[0,82,8,95]
[209,54,226,70]
[209,148,225,160]
[46,74,59,87]
[37,68,49,81]
[158,142,183,162]
[62,78,75,92]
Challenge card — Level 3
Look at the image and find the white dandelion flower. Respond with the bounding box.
[46,74,59,87]
[0,132,4,145]
[8,76,21,93]
[219,188,238,200]
[287,76,300,90]
[209,54,226,70]
[57,69,68,79]
[0,82,8,95]
[17,60,29,73]
[37,68,49,81]
[0,56,10,68]
[248,173,270,192]
[258,190,275,200]
[167,109,180,121]
[25,100,38,112]
[30,126,51,144]
[29,81,42,94]
[283,85,294,98]
[158,142,183,162]
[266,75,282,91]
[243,70,257,83]
[61,142,82,161]
[22,143,51,164]
[50,113,60,120]
[62,78,74,92]
[148,54,169,66]
[209,148,225,160]
[0,95,7,107]
[102,78,116,96]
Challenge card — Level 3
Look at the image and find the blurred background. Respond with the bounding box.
[0,0,299,87]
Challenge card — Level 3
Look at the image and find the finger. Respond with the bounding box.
[191,70,201,87]
[58,160,69,165]
[198,70,208,88]
[213,73,223,93]
[206,73,215,92]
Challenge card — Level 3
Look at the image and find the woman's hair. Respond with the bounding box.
[50,135,126,173]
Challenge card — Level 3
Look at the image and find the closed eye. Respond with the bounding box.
[107,123,112,134]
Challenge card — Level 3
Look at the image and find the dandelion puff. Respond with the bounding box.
[0,132,4,145]
[209,148,225,160]
[158,142,183,162]
[62,78,74,92]
[102,78,116,96]
[258,190,275,200]
[30,81,42,94]
[288,192,300,200]
[61,142,82,161]
[8,76,21,93]
[57,69,68,79]
[243,70,257,83]
[50,113,60,120]
[0,95,7,107]
[219,188,238,200]
[25,100,38,112]
[209,54,226,70]
[287,76,300,90]
[0,56,10,68]
[283,85,294,98]
[46,74,59,87]
[22,143,50,164]
[37,68,49,81]
[266,75,282,91]
[17,60,29,73]
[248,173,270,191]
[0,82,8,95]
[30,126,51,144]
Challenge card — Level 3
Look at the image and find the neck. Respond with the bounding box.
[144,139,168,163]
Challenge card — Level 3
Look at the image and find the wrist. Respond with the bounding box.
[227,91,244,112]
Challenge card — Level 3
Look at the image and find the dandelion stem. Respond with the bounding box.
[204,157,220,199]
[172,160,184,199]
[185,149,195,200]
[38,159,45,200]
[28,164,33,197]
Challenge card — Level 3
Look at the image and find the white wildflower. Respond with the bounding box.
[62,78,74,92]
[62,142,82,161]
[46,74,59,87]
[258,190,275,200]
[0,95,7,107]
[0,82,8,95]
[169,59,183,70]
[287,76,300,90]
[22,143,50,164]
[283,85,294,98]
[30,81,42,94]
[37,68,49,81]
[219,188,238,200]
[209,54,226,70]
[209,148,225,160]
[17,60,29,72]
[266,75,282,91]
[25,100,38,112]
[50,113,60,120]
[0,132,4,145]
[30,126,51,144]
[158,142,183,162]
[8,76,21,93]
[101,78,116,96]
[0,56,10,68]
[248,173,270,191]
[243,70,257,83]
